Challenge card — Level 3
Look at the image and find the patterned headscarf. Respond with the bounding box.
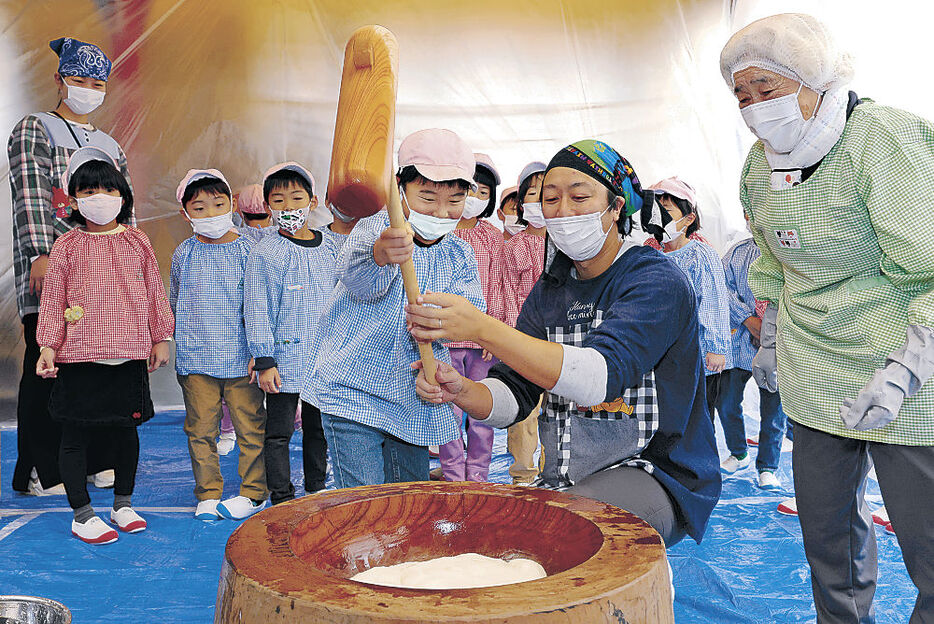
[49,37,112,81]
[544,139,648,217]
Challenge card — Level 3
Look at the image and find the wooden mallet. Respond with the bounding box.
[327,25,438,383]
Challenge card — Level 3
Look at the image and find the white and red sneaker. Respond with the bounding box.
[746,435,759,447]
[777,497,798,516]
[885,522,895,535]
[110,507,147,533]
[871,506,889,527]
[72,516,119,545]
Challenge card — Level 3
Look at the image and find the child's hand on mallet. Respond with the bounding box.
[373,224,414,266]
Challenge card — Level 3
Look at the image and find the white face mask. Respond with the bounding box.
[521,202,546,228]
[740,83,813,154]
[273,203,311,234]
[63,84,106,116]
[77,193,122,225]
[189,210,234,239]
[329,203,356,224]
[403,188,459,241]
[503,214,525,236]
[545,205,614,261]
[661,216,687,244]
[461,195,488,220]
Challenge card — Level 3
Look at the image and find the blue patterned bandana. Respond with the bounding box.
[49,37,112,81]
[545,140,647,217]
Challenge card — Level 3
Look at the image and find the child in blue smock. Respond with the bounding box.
[308,128,485,487]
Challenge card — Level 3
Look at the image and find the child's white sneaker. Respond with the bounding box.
[757,470,781,490]
[777,497,798,516]
[72,516,119,545]
[871,505,889,526]
[217,496,268,520]
[720,453,751,474]
[89,469,116,488]
[28,478,66,496]
[110,507,147,533]
[217,432,236,456]
[194,499,221,521]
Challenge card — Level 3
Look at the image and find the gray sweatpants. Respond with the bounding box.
[794,423,934,623]
[567,465,687,547]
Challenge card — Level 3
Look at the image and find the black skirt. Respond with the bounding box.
[49,360,154,427]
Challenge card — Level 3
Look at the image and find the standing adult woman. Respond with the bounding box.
[406,140,720,547]
[721,14,934,621]
[9,37,132,495]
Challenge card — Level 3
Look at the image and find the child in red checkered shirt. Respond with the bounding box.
[502,161,548,484]
[35,147,174,545]
[436,154,508,482]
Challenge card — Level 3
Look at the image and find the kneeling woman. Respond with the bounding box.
[407,141,720,546]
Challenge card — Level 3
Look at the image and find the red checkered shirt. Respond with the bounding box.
[503,230,546,327]
[37,226,175,362]
[448,220,507,349]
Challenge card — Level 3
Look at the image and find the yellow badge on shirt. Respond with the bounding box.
[64,306,84,324]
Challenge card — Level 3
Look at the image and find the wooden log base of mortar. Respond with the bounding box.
[215,482,674,623]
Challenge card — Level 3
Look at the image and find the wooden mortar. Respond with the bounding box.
[216,482,674,623]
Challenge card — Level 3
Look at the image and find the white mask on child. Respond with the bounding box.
[461,196,488,220]
[503,214,525,236]
[402,188,460,241]
[521,202,546,228]
[273,203,311,234]
[64,84,106,116]
[661,216,687,244]
[189,211,234,239]
[77,193,122,225]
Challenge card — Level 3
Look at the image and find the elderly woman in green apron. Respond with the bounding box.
[9,37,133,496]
[721,13,934,623]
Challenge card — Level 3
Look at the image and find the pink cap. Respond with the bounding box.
[648,176,697,208]
[398,129,478,191]
[474,152,500,185]
[500,185,518,201]
[263,161,316,195]
[176,168,231,204]
[237,184,265,214]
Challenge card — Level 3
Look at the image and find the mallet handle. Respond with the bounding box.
[386,183,438,383]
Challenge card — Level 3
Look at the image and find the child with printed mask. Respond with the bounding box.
[35,147,174,544]
[502,162,549,484]
[434,154,507,482]
[643,177,732,420]
[245,162,332,503]
[306,128,485,488]
[170,169,268,522]
[497,186,521,240]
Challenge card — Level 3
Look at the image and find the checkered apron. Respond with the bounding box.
[537,310,660,489]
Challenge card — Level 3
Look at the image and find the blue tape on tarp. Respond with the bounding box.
[0,410,917,622]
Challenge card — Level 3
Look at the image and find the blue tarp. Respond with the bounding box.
[0,410,916,622]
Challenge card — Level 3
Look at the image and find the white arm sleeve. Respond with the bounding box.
[477,378,521,429]
[549,345,608,407]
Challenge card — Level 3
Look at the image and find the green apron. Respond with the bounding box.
[741,100,934,445]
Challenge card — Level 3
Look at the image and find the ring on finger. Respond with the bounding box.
[437,318,442,329]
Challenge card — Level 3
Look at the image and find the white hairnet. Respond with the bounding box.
[720,13,854,92]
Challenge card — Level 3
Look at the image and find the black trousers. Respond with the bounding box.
[60,423,138,510]
[705,373,721,423]
[12,314,113,491]
[264,393,327,504]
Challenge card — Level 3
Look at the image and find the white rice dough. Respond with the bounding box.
[350,552,547,589]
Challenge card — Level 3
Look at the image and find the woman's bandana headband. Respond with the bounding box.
[545,139,646,217]
[49,37,112,81]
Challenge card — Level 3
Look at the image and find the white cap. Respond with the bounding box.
[176,169,231,204]
[61,146,118,191]
[263,161,316,195]
[720,13,854,92]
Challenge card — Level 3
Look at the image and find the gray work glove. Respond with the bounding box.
[751,305,778,393]
[841,324,934,431]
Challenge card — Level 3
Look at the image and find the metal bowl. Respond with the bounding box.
[0,596,71,624]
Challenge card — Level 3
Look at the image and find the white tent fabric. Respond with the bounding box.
[1,0,931,404]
